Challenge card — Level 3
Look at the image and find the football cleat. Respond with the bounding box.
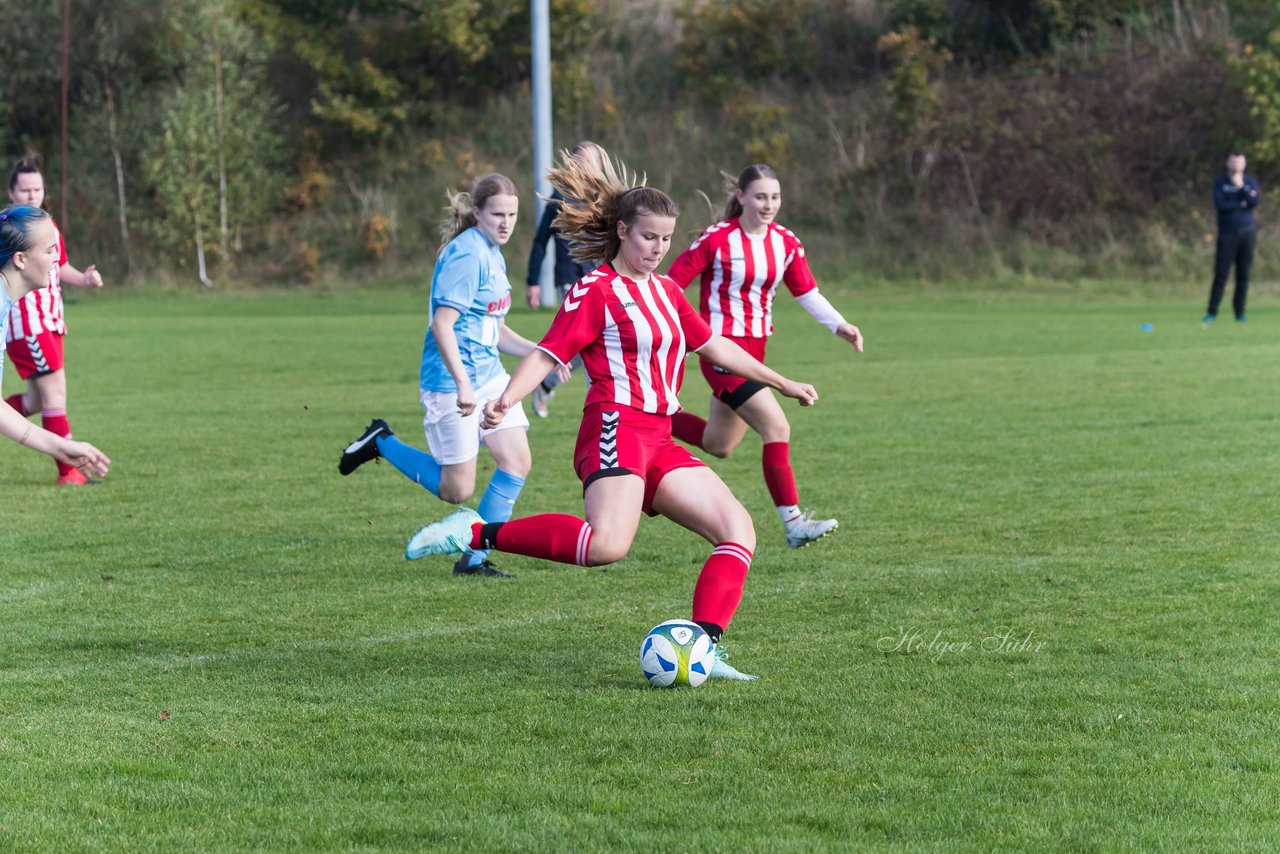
[1202,314,1216,324]
[532,383,554,419]
[709,644,758,681]
[453,555,516,578]
[56,469,101,486]
[406,507,482,560]
[784,511,838,549]
[339,419,392,475]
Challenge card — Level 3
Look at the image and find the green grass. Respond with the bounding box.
[3,285,1279,851]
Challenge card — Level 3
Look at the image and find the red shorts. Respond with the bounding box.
[700,334,768,407]
[6,329,64,379]
[574,404,706,516]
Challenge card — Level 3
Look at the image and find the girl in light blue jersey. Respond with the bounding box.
[339,174,560,577]
[0,204,110,474]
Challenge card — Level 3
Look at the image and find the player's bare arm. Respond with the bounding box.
[60,262,104,288]
[483,348,561,428]
[430,305,477,415]
[698,335,818,406]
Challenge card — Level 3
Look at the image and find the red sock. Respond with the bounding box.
[672,411,707,449]
[5,393,26,416]
[42,409,74,477]
[472,514,594,566]
[762,441,800,507]
[691,542,753,630]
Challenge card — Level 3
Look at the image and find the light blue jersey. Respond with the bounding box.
[0,285,12,385]
[1,289,12,342]
[420,226,513,392]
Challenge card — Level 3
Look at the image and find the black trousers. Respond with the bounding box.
[1207,229,1256,319]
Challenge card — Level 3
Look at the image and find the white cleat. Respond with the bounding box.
[532,384,554,418]
[709,644,758,681]
[784,511,838,549]
[406,508,482,560]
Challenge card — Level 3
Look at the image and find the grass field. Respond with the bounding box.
[3,284,1279,850]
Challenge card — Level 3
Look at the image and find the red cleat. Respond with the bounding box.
[56,469,100,486]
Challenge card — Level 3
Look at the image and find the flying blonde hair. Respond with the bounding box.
[438,172,519,252]
[546,147,679,263]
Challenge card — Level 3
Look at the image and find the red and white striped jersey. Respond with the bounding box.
[4,220,68,343]
[537,263,713,416]
[667,217,817,338]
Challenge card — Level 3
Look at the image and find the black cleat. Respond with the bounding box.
[339,419,392,475]
[453,555,516,578]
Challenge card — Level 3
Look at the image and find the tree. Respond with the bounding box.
[144,0,282,284]
[1233,30,1280,173]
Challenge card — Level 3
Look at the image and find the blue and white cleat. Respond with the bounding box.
[709,644,758,681]
[406,508,482,561]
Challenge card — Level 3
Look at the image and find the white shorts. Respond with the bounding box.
[420,371,529,465]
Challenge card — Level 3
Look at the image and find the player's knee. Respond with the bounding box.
[438,483,475,504]
[752,414,783,448]
[759,419,791,444]
[701,435,737,459]
[586,532,632,566]
[718,504,756,552]
[505,455,532,478]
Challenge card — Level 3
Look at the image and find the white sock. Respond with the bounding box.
[777,505,802,524]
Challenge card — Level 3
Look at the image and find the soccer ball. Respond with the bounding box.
[640,620,716,688]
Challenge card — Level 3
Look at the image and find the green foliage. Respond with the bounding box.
[722,91,794,168]
[891,0,1165,59]
[1232,30,1280,171]
[1222,0,1280,44]
[243,0,596,145]
[143,1,283,282]
[0,0,1265,282]
[876,26,952,139]
[675,0,883,102]
[0,1,63,156]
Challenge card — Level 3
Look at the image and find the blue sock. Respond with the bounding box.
[375,434,442,495]
[469,468,526,566]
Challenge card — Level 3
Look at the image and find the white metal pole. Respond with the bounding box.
[531,0,556,307]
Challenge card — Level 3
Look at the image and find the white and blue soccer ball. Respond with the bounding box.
[640,620,716,688]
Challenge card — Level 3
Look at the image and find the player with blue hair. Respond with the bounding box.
[0,205,110,474]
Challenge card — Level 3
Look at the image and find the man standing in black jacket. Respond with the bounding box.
[1205,151,1261,323]
[525,187,594,310]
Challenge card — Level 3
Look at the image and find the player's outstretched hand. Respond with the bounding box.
[84,264,104,288]
[837,322,864,353]
[56,439,110,477]
[482,397,511,430]
[780,380,819,407]
[553,362,572,384]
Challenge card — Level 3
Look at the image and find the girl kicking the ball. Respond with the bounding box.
[404,149,820,680]
[666,164,863,549]
[1,204,110,476]
[339,173,565,578]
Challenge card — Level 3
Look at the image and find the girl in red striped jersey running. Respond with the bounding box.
[3,157,106,485]
[405,150,819,680]
[666,164,863,549]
